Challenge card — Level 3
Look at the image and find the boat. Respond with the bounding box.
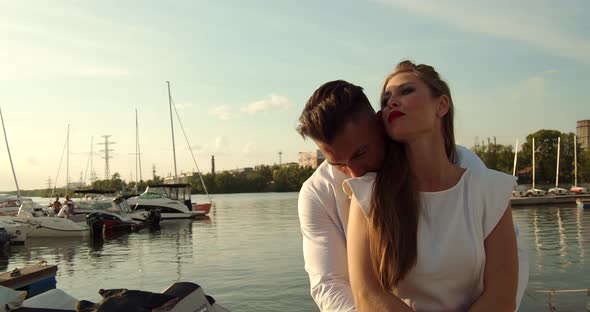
[127,82,213,218]
[0,194,21,216]
[71,190,160,234]
[9,281,229,311]
[127,184,205,219]
[526,138,547,196]
[7,202,89,238]
[0,263,58,299]
[547,137,569,195]
[73,191,158,231]
[0,218,26,245]
[570,135,589,194]
[577,198,590,210]
[0,108,87,238]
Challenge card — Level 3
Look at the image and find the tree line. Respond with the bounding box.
[472,129,590,185]
[8,129,590,196]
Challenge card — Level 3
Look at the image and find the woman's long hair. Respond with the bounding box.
[369,60,456,289]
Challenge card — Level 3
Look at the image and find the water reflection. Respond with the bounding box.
[513,206,589,311]
[0,195,586,312]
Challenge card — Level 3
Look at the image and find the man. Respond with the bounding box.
[57,199,75,218]
[296,80,528,311]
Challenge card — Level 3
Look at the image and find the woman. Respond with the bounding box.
[345,60,518,311]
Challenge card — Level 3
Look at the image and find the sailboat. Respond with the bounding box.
[128,82,212,219]
[526,137,547,197]
[570,135,589,194]
[548,137,569,195]
[0,109,88,238]
[511,139,526,197]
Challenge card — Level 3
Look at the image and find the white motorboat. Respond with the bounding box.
[0,218,26,244]
[7,202,88,238]
[127,184,205,220]
[0,194,21,216]
[71,190,160,229]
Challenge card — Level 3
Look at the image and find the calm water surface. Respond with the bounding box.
[2,193,588,311]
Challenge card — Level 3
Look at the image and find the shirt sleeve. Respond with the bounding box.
[298,186,358,312]
[455,145,487,170]
[342,173,376,219]
[480,169,517,238]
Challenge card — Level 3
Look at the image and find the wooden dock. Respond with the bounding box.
[0,264,58,297]
[511,194,590,206]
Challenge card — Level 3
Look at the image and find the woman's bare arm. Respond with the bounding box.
[347,195,414,312]
[469,205,518,312]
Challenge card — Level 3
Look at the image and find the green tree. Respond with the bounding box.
[518,130,576,186]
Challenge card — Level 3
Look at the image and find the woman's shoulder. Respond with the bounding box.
[466,168,517,189]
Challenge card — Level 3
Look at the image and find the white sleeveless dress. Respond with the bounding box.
[343,168,516,311]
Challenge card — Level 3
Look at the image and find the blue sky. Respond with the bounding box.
[0,0,588,190]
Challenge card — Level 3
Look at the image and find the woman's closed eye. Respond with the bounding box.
[380,93,391,108]
[400,86,415,95]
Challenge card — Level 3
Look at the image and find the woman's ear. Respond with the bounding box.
[437,95,450,118]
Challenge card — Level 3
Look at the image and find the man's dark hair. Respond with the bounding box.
[297,80,374,144]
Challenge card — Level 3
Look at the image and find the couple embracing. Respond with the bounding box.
[297,60,528,311]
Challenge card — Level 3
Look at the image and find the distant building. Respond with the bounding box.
[298,150,326,169]
[164,172,193,184]
[577,120,590,150]
[231,167,253,177]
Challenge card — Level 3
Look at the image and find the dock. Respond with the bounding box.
[511,194,590,206]
[0,264,58,297]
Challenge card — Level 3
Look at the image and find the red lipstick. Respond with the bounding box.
[388,111,405,123]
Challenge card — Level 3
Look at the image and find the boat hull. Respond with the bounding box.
[192,202,212,215]
[10,217,88,238]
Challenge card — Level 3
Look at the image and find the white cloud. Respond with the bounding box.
[242,143,255,154]
[240,94,291,114]
[215,136,230,154]
[208,105,232,120]
[377,0,590,64]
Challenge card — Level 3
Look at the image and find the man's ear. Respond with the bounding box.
[437,95,450,118]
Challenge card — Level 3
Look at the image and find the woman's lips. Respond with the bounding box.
[388,111,405,123]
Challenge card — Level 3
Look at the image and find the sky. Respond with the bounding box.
[0,0,589,191]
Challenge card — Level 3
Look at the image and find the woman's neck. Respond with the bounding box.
[405,133,462,192]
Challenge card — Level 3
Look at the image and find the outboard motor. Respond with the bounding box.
[87,213,104,241]
[145,209,161,228]
[0,228,10,250]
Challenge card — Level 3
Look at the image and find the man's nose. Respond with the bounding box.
[347,165,365,178]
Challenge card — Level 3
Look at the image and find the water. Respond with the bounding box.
[2,193,589,311]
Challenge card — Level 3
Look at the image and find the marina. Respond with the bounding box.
[0,193,586,311]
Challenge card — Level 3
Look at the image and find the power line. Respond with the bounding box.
[98,135,115,179]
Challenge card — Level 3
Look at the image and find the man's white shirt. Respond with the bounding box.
[298,145,529,312]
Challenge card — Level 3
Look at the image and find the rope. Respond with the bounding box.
[50,129,69,199]
[170,95,212,203]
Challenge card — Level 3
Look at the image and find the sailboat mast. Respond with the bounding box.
[533,138,535,190]
[555,137,560,188]
[512,139,519,176]
[0,106,21,201]
[90,136,94,182]
[66,124,70,196]
[167,81,178,179]
[136,109,143,182]
[135,109,139,182]
[574,135,578,187]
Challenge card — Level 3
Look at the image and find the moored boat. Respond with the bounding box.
[577,198,590,210]
[127,184,205,220]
